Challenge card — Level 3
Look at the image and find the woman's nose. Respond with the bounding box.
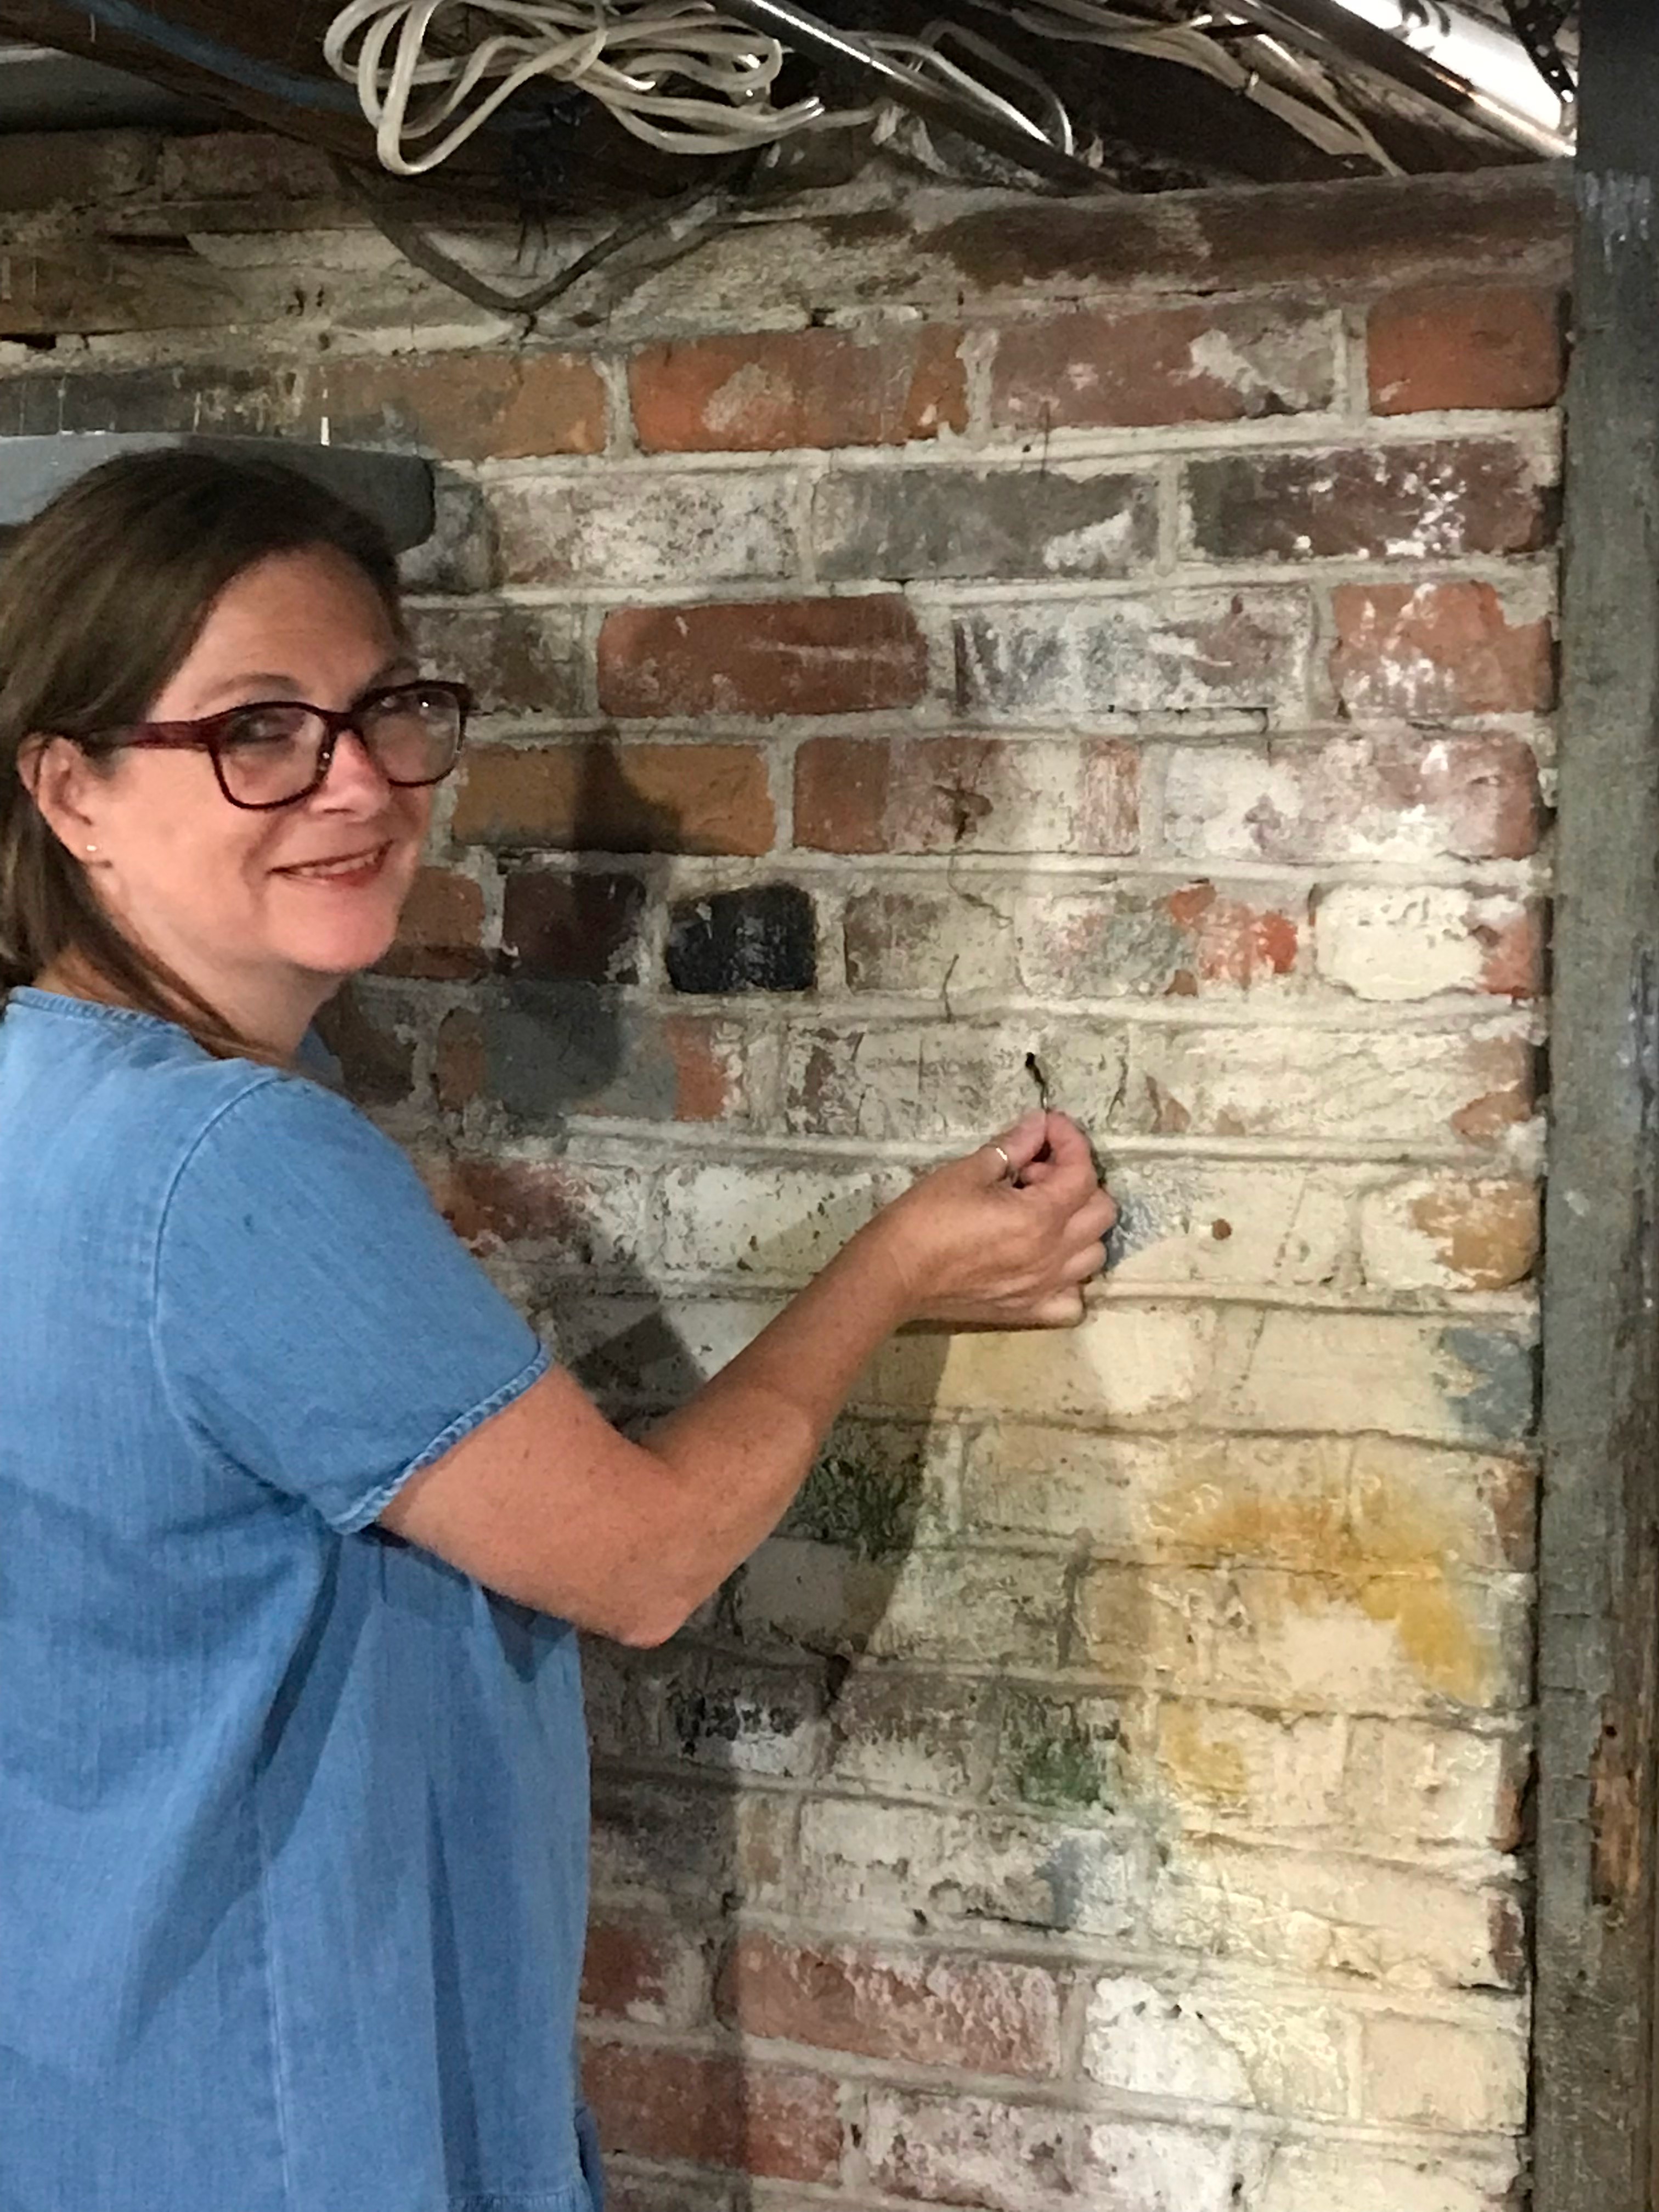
[317,725,392,805]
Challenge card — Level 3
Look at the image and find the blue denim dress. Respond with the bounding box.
[0,991,602,2212]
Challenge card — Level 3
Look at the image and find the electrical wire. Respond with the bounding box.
[324,0,1400,185]
[329,154,729,321]
[324,2,826,171]
[989,0,1403,168]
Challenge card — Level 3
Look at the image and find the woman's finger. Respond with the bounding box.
[1062,1240,1109,1284]
[1031,1285,1086,1327]
[980,1107,1049,1185]
[1069,1189,1118,1239]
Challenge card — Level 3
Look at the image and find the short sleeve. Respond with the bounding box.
[153,1073,549,1532]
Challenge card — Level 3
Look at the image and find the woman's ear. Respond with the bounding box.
[20,735,105,862]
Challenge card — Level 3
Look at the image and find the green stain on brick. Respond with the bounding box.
[1020,1734,1114,1809]
[790,1451,923,1562]
[1001,1693,1123,1811]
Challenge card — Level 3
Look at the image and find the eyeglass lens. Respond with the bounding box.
[217,686,462,807]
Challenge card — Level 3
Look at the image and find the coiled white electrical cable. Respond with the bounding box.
[324,0,1396,182]
[323,2,827,171]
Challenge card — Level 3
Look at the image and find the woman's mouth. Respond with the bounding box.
[277,843,393,888]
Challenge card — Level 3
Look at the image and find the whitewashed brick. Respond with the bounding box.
[1131,1022,1529,1145]
[867,1302,1216,1423]
[1259,2142,1521,2212]
[1362,2013,1527,2131]
[955,589,1314,719]
[864,2086,1074,2211]
[795,1797,1147,1940]
[1150,1838,1520,1991]
[1153,1700,1347,1832]
[739,1541,1070,1668]
[961,1430,1350,1560]
[782,1017,1128,1144]
[653,1163,904,1278]
[842,882,1018,995]
[1083,1974,1351,2117]
[1359,1173,1540,1291]
[1108,1159,1354,1289]
[488,469,800,585]
[1344,1718,1522,1850]
[1314,884,1528,1001]
[1084,2120,1266,2212]
[1210,1307,1536,1444]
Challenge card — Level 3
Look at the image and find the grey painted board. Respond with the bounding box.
[1536,1,1659,2205]
[0,433,433,549]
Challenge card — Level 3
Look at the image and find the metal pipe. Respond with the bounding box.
[1224,0,1573,154]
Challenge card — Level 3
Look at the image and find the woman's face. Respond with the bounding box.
[55,544,432,1049]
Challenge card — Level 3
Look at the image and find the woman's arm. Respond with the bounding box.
[381,1111,1114,1643]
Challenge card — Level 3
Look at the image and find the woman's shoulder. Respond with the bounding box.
[0,994,387,1200]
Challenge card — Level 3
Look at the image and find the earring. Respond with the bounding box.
[84,843,97,855]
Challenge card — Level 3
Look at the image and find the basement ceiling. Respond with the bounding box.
[0,2,1576,196]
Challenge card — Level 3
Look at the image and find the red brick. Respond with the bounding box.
[435,1007,484,1114]
[581,1919,707,2027]
[1015,882,1304,1001]
[1183,441,1550,562]
[1449,1038,1536,1141]
[1476,896,1547,998]
[1080,741,1141,856]
[1369,285,1566,415]
[793,735,1137,856]
[319,348,606,461]
[1331,583,1554,718]
[453,742,774,855]
[1163,884,1302,991]
[379,866,486,980]
[990,302,1335,431]
[502,869,645,981]
[664,1015,735,1122]
[629,324,966,451]
[424,1156,593,1249]
[718,1934,1064,2078]
[582,2041,842,2181]
[598,597,927,720]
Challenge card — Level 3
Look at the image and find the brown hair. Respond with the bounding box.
[0,447,404,1058]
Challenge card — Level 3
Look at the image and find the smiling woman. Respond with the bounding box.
[0,455,453,1060]
[0,449,1114,2212]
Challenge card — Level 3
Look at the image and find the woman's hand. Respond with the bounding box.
[857,1108,1118,1330]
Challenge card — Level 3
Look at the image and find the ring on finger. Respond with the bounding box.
[992,1144,1013,1178]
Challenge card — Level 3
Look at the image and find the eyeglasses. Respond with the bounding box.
[80,679,472,811]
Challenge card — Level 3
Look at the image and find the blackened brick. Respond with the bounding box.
[667,885,816,994]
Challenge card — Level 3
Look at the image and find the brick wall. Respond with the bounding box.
[3,140,1568,2209]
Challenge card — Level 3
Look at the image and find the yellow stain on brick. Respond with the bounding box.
[1164,1471,1493,1705]
[1158,1703,1250,1805]
[1408,1181,1539,1292]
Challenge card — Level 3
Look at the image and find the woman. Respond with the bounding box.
[0,451,1114,2212]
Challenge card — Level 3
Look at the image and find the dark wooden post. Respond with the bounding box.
[1537,3,1659,2205]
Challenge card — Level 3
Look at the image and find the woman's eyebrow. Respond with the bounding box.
[193,657,420,710]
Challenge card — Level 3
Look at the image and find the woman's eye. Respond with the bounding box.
[219,707,308,749]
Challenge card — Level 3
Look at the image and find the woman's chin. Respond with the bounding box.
[287,915,404,981]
